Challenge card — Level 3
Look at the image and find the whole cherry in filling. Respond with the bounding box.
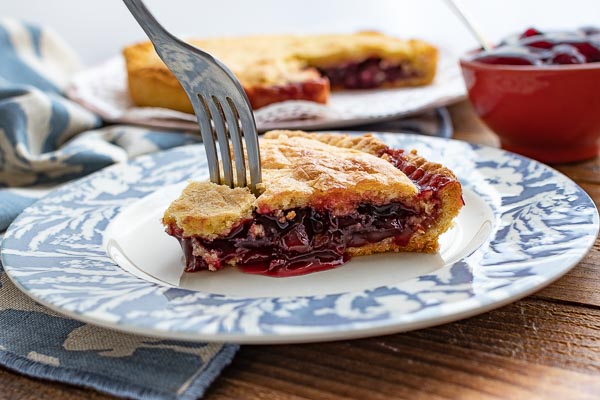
[318,57,418,89]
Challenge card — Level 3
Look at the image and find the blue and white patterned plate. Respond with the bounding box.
[2,133,598,344]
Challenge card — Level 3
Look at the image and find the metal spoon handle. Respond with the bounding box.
[443,0,493,51]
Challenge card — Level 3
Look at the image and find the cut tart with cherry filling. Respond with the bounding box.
[163,131,463,277]
[124,31,438,112]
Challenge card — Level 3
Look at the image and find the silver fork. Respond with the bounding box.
[123,0,261,194]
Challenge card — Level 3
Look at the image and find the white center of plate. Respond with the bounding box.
[104,183,493,298]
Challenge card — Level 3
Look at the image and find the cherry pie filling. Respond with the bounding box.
[247,77,329,109]
[249,57,424,108]
[166,149,455,277]
[318,57,421,89]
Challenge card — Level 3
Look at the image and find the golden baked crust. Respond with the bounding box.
[393,148,463,252]
[263,130,390,156]
[163,131,463,257]
[123,32,438,112]
[163,181,255,240]
[256,131,417,215]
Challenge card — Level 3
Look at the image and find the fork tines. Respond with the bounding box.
[123,0,261,195]
[195,93,261,195]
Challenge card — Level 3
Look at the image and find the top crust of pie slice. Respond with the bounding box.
[163,131,457,240]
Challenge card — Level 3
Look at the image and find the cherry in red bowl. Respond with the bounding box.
[460,27,600,163]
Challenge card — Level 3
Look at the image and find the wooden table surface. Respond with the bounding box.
[1,101,598,400]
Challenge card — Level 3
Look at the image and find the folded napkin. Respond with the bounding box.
[0,19,452,399]
[0,19,237,400]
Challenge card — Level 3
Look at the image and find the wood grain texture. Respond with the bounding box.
[555,158,600,185]
[206,299,600,400]
[0,101,598,400]
[0,367,113,400]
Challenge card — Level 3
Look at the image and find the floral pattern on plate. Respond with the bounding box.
[1,133,598,343]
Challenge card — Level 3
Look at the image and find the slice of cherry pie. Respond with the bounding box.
[123,32,438,112]
[163,131,463,277]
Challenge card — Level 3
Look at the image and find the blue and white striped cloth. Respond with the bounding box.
[0,19,208,230]
[0,19,238,400]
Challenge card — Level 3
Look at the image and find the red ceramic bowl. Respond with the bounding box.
[459,57,600,163]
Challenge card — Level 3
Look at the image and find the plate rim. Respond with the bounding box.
[2,133,598,344]
[2,268,579,344]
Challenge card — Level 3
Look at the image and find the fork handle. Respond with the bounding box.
[123,0,175,45]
